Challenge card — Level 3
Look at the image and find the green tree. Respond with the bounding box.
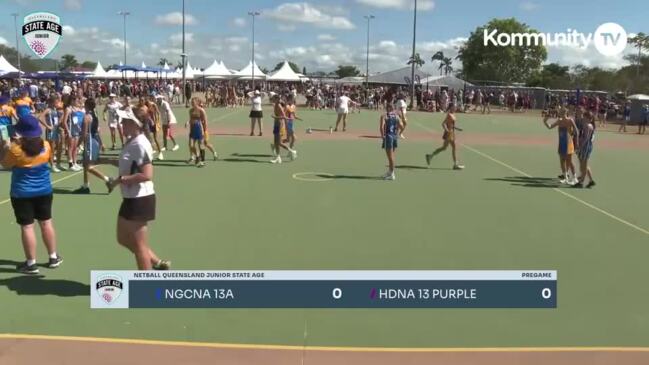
[0,44,39,72]
[527,63,571,89]
[458,18,547,83]
[302,66,307,75]
[60,54,79,70]
[80,61,97,69]
[441,57,453,76]
[158,58,170,67]
[334,65,361,78]
[407,53,425,68]
[629,32,649,76]
[272,61,301,73]
[431,51,445,75]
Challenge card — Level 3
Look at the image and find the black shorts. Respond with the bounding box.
[249,110,263,119]
[11,194,53,225]
[119,195,156,222]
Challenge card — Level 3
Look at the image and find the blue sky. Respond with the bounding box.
[0,0,644,73]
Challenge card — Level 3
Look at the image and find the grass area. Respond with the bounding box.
[0,106,648,347]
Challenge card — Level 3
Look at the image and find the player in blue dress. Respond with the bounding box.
[380,103,404,181]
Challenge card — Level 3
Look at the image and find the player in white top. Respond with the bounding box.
[334,92,358,132]
[103,94,123,150]
[248,90,264,136]
[156,95,180,152]
[396,95,408,139]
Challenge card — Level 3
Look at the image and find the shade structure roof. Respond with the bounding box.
[233,61,266,79]
[0,55,19,74]
[267,61,301,82]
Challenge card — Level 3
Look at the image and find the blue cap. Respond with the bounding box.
[15,114,43,138]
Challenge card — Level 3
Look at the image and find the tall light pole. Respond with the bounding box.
[248,11,260,91]
[364,15,375,100]
[11,13,21,75]
[182,0,187,106]
[117,11,130,66]
[410,0,418,108]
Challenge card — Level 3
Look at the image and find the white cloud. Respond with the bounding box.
[225,36,248,44]
[355,0,434,11]
[264,2,355,30]
[62,25,76,36]
[229,44,241,52]
[277,24,297,32]
[318,34,336,41]
[155,12,198,26]
[232,17,247,27]
[547,43,632,69]
[519,1,539,11]
[64,0,82,11]
[169,33,194,46]
[378,40,397,48]
[0,37,8,46]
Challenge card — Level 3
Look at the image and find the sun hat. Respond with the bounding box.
[14,114,43,138]
[116,109,142,127]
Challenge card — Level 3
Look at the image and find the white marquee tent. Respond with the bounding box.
[89,61,110,79]
[0,55,19,74]
[203,60,232,79]
[267,61,302,82]
[233,61,266,80]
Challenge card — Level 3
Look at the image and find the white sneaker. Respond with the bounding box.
[289,150,297,161]
[453,164,465,170]
[270,156,282,164]
[559,178,567,184]
[160,147,167,152]
[158,152,164,161]
[383,173,396,181]
[70,164,82,172]
[51,166,61,173]
[172,145,180,151]
[213,151,218,161]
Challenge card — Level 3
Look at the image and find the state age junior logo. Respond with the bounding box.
[22,12,63,59]
[96,274,124,305]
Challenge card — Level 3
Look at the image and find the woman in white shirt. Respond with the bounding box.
[396,95,408,139]
[156,95,179,152]
[248,89,263,136]
[334,92,357,132]
[106,109,169,270]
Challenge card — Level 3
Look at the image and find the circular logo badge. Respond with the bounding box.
[593,22,627,56]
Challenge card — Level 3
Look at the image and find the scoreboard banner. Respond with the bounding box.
[90,270,557,309]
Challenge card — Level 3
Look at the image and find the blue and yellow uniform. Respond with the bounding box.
[68,109,85,138]
[0,104,17,139]
[285,104,296,134]
[1,142,52,198]
[382,112,399,150]
[558,125,575,156]
[14,96,33,118]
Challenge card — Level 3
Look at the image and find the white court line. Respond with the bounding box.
[0,171,82,207]
[0,108,238,208]
[414,121,649,236]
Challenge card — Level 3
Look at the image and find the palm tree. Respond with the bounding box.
[407,53,425,68]
[431,51,445,75]
[441,57,453,76]
[158,58,170,67]
[629,32,649,76]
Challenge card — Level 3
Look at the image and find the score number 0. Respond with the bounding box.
[332,288,343,299]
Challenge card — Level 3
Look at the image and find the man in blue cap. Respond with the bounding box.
[0,114,62,274]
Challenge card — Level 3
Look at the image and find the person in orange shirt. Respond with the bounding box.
[0,114,62,274]
[0,96,17,140]
[14,90,34,118]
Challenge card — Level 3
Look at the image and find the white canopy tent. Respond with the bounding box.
[267,61,301,82]
[203,60,232,79]
[0,55,19,74]
[233,61,266,80]
[89,61,110,79]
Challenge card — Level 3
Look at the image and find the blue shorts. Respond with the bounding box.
[578,143,593,161]
[273,121,281,136]
[382,135,398,150]
[286,120,294,134]
[189,122,203,141]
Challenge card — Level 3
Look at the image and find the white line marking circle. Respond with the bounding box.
[292,172,335,182]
